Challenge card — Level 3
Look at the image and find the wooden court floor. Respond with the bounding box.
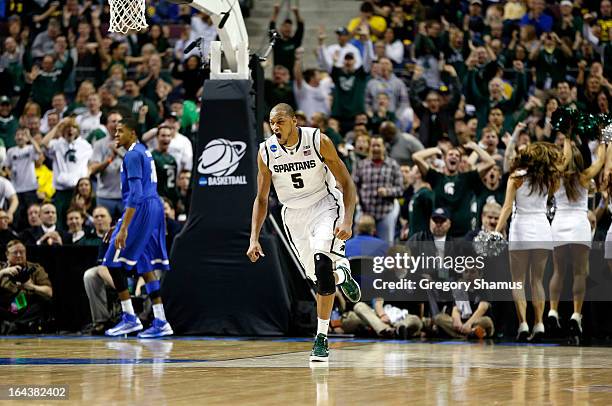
[1,336,612,405]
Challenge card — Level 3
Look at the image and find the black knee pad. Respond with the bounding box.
[108,266,128,293]
[314,253,335,296]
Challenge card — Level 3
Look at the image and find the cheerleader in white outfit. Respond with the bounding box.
[496,143,563,342]
[549,140,605,340]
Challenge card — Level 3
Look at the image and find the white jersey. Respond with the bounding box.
[260,127,338,209]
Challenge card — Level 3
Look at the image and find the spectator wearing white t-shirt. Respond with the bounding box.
[76,94,103,141]
[4,128,43,230]
[0,176,18,226]
[88,111,124,220]
[142,112,193,174]
[293,47,332,122]
[41,117,93,230]
[320,27,363,70]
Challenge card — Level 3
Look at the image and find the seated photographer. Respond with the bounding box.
[433,267,495,339]
[360,245,424,339]
[0,240,53,333]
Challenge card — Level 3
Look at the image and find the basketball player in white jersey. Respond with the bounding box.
[247,103,360,362]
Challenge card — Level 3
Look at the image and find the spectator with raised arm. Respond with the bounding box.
[318,26,373,134]
[41,117,93,229]
[318,26,363,71]
[410,65,461,147]
[269,3,304,75]
[412,142,495,237]
[464,60,528,135]
[347,1,387,41]
[4,128,43,229]
[293,48,331,122]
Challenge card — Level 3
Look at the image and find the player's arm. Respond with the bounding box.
[320,133,356,240]
[247,153,272,262]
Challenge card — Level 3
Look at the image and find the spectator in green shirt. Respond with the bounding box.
[269,4,304,76]
[31,54,74,112]
[412,142,495,237]
[528,32,572,91]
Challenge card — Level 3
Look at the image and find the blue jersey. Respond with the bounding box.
[103,142,169,274]
[121,143,159,207]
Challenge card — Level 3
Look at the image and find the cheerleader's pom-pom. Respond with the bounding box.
[473,231,508,258]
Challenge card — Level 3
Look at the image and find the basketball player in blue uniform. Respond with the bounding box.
[103,117,173,338]
[247,103,360,362]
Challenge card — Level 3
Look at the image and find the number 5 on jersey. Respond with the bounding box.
[291,173,304,189]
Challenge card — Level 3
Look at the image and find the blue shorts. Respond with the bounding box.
[103,197,169,274]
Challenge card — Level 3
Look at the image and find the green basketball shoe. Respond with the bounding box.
[337,264,361,303]
[309,333,329,362]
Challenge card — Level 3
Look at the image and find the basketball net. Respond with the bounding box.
[108,0,148,34]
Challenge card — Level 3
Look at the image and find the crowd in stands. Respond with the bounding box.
[0,0,611,339]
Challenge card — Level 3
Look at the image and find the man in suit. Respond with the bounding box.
[19,203,69,246]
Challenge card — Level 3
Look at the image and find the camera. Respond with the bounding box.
[10,266,35,284]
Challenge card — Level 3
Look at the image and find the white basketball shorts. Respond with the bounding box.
[281,190,346,281]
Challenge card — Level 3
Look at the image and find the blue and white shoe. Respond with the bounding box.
[137,318,174,338]
[105,313,143,336]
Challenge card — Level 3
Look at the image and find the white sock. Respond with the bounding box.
[571,313,582,332]
[121,299,135,316]
[153,304,166,321]
[518,321,529,333]
[533,322,545,333]
[334,269,346,285]
[548,309,559,319]
[317,318,330,336]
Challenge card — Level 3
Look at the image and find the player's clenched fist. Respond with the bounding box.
[334,222,352,241]
[246,241,265,262]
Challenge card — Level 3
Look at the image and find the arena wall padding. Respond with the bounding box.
[162,80,291,335]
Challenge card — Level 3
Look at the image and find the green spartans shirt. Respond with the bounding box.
[425,169,480,237]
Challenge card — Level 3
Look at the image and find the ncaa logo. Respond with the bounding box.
[270,144,278,152]
[197,139,247,176]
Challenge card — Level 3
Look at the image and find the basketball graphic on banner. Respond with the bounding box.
[197,139,247,176]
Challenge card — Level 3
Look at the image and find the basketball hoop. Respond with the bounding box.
[108,0,148,34]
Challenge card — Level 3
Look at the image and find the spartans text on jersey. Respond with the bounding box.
[272,160,317,173]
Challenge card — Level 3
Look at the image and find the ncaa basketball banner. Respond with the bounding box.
[197,138,248,186]
[163,80,290,336]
